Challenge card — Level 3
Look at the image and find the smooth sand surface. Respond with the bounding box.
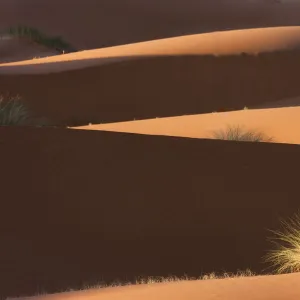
[1,127,300,298]
[1,26,300,74]
[9,273,300,300]
[1,0,300,50]
[75,106,300,144]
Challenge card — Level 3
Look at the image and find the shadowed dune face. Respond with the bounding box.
[1,0,300,50]
[1,51,300,126]
[1,127,300,299]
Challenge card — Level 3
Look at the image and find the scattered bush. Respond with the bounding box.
[3,25,76,53]
[0,95,31,125]
[211,125,273,142]
[264,212,300,274]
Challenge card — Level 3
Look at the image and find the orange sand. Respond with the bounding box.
[9,273,300,300]
[1,26,300,74]
[74,106,300,145]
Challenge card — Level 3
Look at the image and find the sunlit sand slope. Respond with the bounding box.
[1,27,300,73]
[9,273,300,300]
[75,106,300,144]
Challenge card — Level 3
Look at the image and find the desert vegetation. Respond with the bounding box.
[0,95,31,126]
[264,212,300,274]
[30,269,256,295]
[211,125,273,142]
[1,25,76,53]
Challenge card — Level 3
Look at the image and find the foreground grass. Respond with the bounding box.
[18,269,256,298]
[264,212,300,274]
[0,95,31,125]
[79,269,255,291]
[2,25,76,53]
[211,125,273,142]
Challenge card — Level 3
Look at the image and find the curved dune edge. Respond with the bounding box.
[1,26,300,74]
[74,106,300,145]
[1,127,300,298]
[9,273,300,300]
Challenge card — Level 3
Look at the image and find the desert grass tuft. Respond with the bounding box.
[0,95,31,126]
[211,125,273,142]
[2,25,76,53]
[8,270,256,299]
[80,269,255,290]
[264,212,300,274]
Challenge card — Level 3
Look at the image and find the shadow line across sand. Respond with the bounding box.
[1,51,300,126]
[1,127,300,298]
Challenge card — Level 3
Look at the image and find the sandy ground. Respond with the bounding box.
[8,273,300,300]
[74,106,300,145]
[2,26,300,73]
[1,127,300,299]
[1,0,300,50]
[1,1,300,300]
[1,27,300,125]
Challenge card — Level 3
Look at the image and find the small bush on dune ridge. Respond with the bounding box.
[264,212,300,274]
[211,125,273,142]
[0,95,31,125]
[3,25,76,53]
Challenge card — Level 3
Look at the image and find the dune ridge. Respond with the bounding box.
[2,1,300,299]
[1,26,300,74]
[1,50,300,126]
[75,106,300,145]
[8,273,300,300]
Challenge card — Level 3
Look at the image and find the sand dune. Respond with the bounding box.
[1,27,300,126]
[0,0,300,300]
[1,49,300,125]
[1,26,300,74]
[9,273,300,300]
[75,106,300,145]
[1,127,300,299]
[1,0,300,50]
[2,2,300,299]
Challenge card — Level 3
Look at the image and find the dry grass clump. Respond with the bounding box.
[80,269,255,290]
[7,270,256,298]
[211,125,273,142]
[264,212,300,274]
[0,95,31,126]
